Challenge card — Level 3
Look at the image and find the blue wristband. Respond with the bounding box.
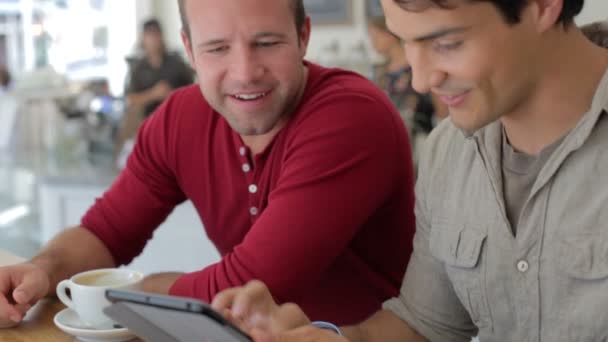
[311,321,343,336]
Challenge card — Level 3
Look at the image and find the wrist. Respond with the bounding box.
[30,254,60,292]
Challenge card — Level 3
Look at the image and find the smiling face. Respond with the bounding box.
[380,0,545,132]
[181,0,310,137]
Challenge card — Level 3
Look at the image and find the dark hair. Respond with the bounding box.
[393,0,584,27]
[143,18,162,33]
[140,18,167,55]
[177,0,306,39]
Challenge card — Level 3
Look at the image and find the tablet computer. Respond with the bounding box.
[104,289,252,342]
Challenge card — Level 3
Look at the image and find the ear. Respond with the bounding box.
[181,29,196,67]
[532,0,564,32]
[298,16,312,59]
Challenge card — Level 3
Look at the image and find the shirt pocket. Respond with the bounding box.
[559,236,608,279]
[430,220,492,329]
[558,236,608,341]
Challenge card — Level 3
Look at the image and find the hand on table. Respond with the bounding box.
[0,263,50,328]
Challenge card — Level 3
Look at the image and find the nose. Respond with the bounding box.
[406,46,447,94]
[228,44,264,84]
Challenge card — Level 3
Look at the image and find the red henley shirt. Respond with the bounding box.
[82,62,415,324]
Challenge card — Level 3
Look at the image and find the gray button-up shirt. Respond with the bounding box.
[384,68,608,342]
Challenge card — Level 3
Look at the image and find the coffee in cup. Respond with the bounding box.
[56,268,143,329]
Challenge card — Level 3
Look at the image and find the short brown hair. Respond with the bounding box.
[178,0,306,39]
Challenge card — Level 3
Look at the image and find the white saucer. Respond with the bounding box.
[53,308,136,342]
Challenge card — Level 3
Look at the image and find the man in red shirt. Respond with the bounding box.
[0,0,415,327]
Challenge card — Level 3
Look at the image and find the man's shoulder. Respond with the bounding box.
[300,63,398,122]
[307,63,386,99]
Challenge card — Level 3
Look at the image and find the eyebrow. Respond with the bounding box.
[197,32,288,49]
[197,39,225,50]
[405,26,471,43]
[253,32,288,40]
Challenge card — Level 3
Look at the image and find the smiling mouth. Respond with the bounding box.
[437,91,470,107]
[231,92,269,101]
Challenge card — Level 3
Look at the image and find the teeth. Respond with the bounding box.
[234,93,265,100]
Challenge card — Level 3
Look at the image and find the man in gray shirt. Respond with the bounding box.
[211,0,608,341]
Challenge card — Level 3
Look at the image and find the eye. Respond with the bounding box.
[434,41,463,53]
[256,41,279,48]
[207,46,229,54]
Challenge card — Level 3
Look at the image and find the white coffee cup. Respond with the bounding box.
[56,268,143,329]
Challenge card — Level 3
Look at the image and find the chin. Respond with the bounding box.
[449,115,480,133]
[450,106,490,132]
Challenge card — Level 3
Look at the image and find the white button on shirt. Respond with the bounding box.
[242,164,251,173]
[249,207,258,216]
[517,260,529,273]
[239,147,246,156]
[248,184,258,194]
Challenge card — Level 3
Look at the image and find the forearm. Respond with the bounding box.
[342,310,427,342]
[30,226,115,296]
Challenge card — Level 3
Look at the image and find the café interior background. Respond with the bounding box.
[0,0,606,262]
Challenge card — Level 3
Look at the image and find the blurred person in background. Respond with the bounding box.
[0,65,11,94]
[116,18,194,162]
[0,65,17,151]
[125,18,194,119]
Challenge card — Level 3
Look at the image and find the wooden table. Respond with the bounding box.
[0,298,76,341]
[0,249,142,341]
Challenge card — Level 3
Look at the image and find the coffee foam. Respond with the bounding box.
[75,271,139,287]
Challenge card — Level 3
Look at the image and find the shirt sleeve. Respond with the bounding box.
[382,130,477,342]
[169,91,415,302]
[81,99,187,265]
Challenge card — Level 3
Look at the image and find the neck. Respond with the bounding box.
[241,119,288,156]
[241,65,309,155]
[501,28,608,155]
[146,50,164,68]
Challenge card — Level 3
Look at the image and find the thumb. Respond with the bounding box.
[13,272,46,305]
[12,287,34,306]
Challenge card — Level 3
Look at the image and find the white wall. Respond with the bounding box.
[577,0,608,25]
[151,0,183,52]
